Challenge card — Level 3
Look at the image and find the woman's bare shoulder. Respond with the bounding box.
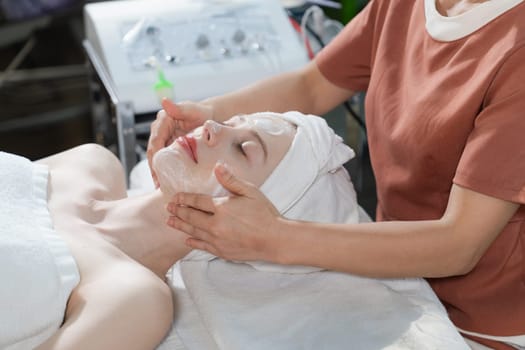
[37,259,173,350]
[38,143,128,201]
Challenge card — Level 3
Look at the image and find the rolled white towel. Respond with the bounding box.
[0,152,80,350]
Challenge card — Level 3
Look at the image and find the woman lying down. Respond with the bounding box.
[0,111,359,349]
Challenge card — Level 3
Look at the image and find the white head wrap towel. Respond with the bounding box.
[184,111,362,273]
[259,111,358,224]
[250,111,360,273]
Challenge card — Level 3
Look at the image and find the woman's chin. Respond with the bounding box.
[158,182,177,199]
[156,172,225,197]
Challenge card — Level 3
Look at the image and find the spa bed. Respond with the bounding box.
[129,160,469,350]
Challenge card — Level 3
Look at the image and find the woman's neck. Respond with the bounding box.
[93,190,191,279]
[436,0,490,16]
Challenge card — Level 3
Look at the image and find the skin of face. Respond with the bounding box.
[153,114,295,197]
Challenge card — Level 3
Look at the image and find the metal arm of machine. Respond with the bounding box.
[83,40,137,182]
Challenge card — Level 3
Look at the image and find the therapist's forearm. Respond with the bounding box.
[203,69,316,121]
[202,62,354,121]
[272,219,472,279]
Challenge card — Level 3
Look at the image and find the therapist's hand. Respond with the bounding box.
[166,163,283,262]
[147,98,214,187]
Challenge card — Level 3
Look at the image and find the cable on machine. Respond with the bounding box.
[286,6,367,135]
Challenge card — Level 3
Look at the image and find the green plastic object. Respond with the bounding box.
[154,69,174,101]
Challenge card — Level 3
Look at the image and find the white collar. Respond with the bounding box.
[424,0,524,41]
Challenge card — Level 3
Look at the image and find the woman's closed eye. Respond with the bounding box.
[237,142,247,156]
[235,140,263,162]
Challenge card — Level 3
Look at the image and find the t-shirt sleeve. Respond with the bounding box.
[315,0,380,91]
[454,46,525,204]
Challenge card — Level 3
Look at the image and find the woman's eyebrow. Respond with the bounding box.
[250,129,268,161]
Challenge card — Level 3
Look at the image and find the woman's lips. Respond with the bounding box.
[175,135,198,163]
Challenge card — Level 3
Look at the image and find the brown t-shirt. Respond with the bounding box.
[316,0,525,344]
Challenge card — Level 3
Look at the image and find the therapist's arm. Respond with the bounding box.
[168,167,519,279]
[147,61,354,186]
[275,185,518,278]
[203,61,355,122]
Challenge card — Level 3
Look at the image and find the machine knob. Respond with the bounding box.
[232,29,246,44]
[251,42,264,51]
[145,25,160,36]
[165,55,179,64]
[195,34,210,49]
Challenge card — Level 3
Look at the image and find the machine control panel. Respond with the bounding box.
[120,10,279,71]
[84,0,308,114]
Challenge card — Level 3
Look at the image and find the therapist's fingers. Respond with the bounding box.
[161,98,183,120]
[214,163,279,216]
[169,204,216,235]
[185,238,219,255]
[147,109,177,187]
[214,163,256,198]
[170,193,216,214]
[167,215,213,242]
[162,98,212,132]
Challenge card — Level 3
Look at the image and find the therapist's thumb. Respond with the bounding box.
[215,163,254,197]
[161,98,181,119]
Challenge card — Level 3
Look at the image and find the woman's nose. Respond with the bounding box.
[203,120,222,146]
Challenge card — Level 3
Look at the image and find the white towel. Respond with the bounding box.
[167,204,469,350]
[250,111,359,272]
[174,256,469,350]
[258,111,357,222]
[0,152,80,350]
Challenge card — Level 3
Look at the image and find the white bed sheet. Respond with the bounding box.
[156,261,469,350]
[129,160,468,350]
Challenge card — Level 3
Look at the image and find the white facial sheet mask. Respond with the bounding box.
[253,116,295,136]
[153,146,228,198]
[153,114,294,198]
[204,121,221,134]
[236,115,295,137]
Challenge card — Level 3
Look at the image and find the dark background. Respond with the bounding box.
[0,0,375,217]
[0,0,92,159]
